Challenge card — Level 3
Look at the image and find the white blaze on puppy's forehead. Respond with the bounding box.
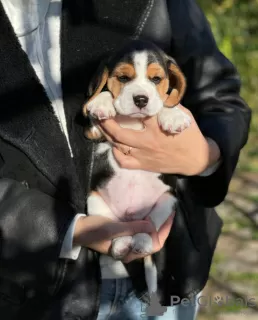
[133,51,148,79]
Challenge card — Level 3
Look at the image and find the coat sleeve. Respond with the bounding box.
[167,0,252,207]
[0,178,75,294]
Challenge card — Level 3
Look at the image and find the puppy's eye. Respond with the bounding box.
[150,76,162,84]
[117,75,131,83]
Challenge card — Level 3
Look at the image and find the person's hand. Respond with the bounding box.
[99,104,221,176]
[122,213,175,263]
[73,213,174,263]
[73,215,155,255]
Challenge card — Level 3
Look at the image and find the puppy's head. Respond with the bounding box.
[83,40,186,119]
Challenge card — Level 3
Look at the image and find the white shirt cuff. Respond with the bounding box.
[199,137,222,177]
[59,213,86,260]
[199,159,221,177]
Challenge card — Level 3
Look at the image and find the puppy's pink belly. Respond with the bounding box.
[98,172,169,221]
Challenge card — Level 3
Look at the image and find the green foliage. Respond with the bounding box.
[198,0,258,171]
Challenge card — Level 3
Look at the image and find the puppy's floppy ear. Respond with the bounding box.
[164,56,186,108]
[82,61,109,116]
[82,61,109,141]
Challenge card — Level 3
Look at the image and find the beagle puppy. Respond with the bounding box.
[82,40,191,298]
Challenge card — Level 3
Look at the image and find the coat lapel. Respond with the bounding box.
[0,2,84,209]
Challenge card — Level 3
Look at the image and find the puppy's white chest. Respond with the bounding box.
[95,118,169,221]
[98,167,170,221]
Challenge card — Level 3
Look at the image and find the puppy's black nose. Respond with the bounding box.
[133,95,149,109]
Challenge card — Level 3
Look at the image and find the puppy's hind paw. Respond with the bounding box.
[111,236,133,260]
[131,233,153,255]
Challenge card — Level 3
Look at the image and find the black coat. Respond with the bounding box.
[0,0,251,319]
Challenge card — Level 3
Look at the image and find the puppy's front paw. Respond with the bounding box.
[158,107,191,133]
[131,233,153,254]
[87,92,116,120]
[111,236,133,260]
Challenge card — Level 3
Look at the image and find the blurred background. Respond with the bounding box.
[197,0,258,319]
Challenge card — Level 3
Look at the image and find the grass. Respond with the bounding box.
[226,272,258,282]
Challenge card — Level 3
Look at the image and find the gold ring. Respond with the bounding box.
[124,146,132,156]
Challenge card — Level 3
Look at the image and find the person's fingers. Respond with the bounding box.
[79,216,155,250]
[122,250,148,264]
[123,213,175,263]
[156,213,175,247]
[142,115,159,129]
[112,148,142,170]
[100,128,113,143]
[100,119,145,148]
[111,142,136,156]
[87,219,154,254]
[87,239,112,254]
[110,220,155,239]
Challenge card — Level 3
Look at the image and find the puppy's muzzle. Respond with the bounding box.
[133,95,149,109]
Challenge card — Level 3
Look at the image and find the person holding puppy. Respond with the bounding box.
[0,0,251,320]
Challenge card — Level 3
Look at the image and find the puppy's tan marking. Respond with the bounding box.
[147,63,165,78]
[108,63,136,98]
[107,78,122,99]
[112,63,136,78]
[147,63,169,101]
[84,126,103,140]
